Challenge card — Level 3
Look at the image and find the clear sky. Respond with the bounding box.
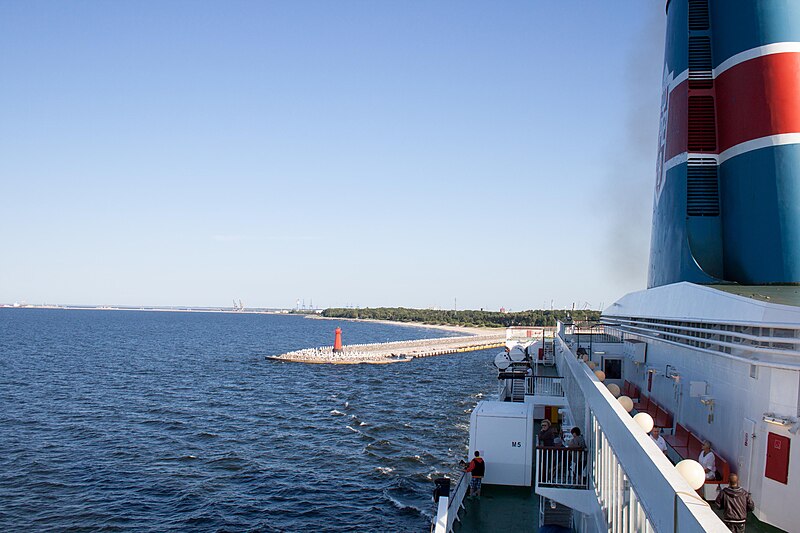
[0,1,666,311]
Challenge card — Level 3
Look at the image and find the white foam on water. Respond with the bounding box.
[384,491,433,520]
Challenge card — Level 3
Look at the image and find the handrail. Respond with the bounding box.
[446,472,470,532]
[535,446,589,489]
[528,375,565,396]
[554,334,727,531]
[432,472,471,533]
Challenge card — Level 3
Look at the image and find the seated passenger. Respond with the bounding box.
[699,440,716,480]
[650,427,667,454]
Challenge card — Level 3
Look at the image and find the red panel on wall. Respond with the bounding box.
[765,432,791,484]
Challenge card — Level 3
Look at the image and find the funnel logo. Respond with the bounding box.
[655,64,673,206]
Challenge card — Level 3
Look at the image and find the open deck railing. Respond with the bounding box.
[552,332,727,532]
[527,375,565,396]
[432,472,471,533]
[536,446,589,489]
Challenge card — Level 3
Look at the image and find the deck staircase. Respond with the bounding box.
[510,378,526,402]
[542,339,555,366]
[541,501,572,529]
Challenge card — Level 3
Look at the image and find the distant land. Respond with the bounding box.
[1,304,601,327]
[320,307,601,328]
[0,303,301,315]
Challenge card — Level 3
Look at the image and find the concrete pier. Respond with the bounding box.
[267,333,506,364]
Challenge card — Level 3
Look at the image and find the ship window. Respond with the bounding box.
[603,358,622,380]
[688,0,710,31]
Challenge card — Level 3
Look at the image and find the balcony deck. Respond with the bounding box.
[454,484,538,533]
[454,420,573,533]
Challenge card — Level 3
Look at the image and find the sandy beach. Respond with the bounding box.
[302,314,502,337]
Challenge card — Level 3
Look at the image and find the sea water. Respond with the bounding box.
[0,309,498,531]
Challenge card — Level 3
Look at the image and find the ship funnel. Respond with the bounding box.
[649,0,800,287]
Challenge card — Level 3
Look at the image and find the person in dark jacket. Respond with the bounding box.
[464,451,485,497]
[539,419,557,447]
[715,473,754,532]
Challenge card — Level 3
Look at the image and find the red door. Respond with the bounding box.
[765,432,791,484]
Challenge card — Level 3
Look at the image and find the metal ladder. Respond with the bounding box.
[542,339,555,366]
[511,378,526,402]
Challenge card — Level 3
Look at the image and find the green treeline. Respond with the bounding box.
[320,307,600,328]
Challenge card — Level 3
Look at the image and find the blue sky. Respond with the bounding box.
[0,1,665,310]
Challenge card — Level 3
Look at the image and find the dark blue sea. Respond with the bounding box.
[0,309,498,532]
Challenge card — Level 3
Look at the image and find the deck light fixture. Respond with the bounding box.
[633,412,654,433]
[665,365,680,381]
[700,396,714,406]
[762,413,793,427]
[676,460,706,490]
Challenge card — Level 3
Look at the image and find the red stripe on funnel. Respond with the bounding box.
[665,80,688,161]
[716,52,800,153]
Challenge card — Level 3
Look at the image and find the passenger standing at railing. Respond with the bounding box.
[539,420,556,447]
[462,451,485,498]
[566,427,586,483]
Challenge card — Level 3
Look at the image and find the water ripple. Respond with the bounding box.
[0,309,496,531]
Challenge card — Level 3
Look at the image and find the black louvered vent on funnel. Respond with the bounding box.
[688,0,710,31]
[687,158,719,216]
[688,96,717,152]
[688,36,713,89]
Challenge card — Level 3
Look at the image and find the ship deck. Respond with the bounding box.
[454,484,539,533]
[451,358,783,533]
[710,284,800,308]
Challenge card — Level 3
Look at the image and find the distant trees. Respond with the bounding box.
[320,307,600,327]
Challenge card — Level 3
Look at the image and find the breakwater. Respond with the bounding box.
[268,333,506,364]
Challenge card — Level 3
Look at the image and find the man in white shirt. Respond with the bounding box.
[650,427,667,454]
[699,440,717,480]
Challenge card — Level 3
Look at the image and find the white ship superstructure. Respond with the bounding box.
[431,0,800,530]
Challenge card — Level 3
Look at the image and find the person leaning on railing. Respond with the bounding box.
[538,420,556,447]
[462,451,485,498]
[567,427,587,484]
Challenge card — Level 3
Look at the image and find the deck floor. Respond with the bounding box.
[454,484,539,533]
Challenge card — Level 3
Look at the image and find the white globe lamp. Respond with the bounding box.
[633,412,654,433]
[607,383,621,397]
[675,459,706,490]
[594,370,606,382]
[618,396,634,412]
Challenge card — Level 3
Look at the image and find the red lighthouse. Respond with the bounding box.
[333,327,343,353]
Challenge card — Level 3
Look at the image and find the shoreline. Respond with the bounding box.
[302,314,502,337]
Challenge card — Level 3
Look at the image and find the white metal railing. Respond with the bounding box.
[447,472,470,532]
[432,472,471,533]
[536,446,589,489]
[603,316,800,360]
[553,332,727,532]
[528,376,565,396]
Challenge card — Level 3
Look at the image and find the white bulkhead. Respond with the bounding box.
[468,400,534,487]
